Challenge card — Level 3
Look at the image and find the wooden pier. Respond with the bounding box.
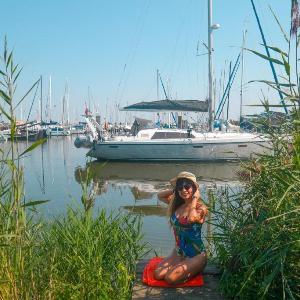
[132,260,224,300]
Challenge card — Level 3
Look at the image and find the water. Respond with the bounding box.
[1,136,242,257]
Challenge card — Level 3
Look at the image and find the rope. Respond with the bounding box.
[26,79,40,123]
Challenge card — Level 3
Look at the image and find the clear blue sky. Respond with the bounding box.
[0,0,292,123]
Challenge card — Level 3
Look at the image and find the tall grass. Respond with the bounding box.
[24,209,145,299]
[212,2,300,299]
[212,131,299,298]
[0,38,146,299]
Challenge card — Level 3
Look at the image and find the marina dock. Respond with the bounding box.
[132,260,224,300]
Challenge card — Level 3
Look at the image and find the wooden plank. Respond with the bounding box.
[132,260,225,300]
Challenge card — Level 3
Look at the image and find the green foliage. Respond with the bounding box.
[25,209,145,299]
[212,3,300,298]
[0,38,146,299]
[213,127,300,298]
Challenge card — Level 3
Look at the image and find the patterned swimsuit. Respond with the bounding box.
[170,213,205,258]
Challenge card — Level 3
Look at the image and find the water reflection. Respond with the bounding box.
[74,160,241,198]
[122,205,168,216]
[75,160,241,183]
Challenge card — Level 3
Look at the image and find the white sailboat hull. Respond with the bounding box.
[87,132,270,161]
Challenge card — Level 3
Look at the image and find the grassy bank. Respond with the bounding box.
[0,208,145,299]
[212,122,299,299]
[0,39,146,299]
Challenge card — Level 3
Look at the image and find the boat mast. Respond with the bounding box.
[40,75,43,123]
[239,30,247,123]
[207,0,214,132]
[66,81,70,125]
[49,75,52,122]
[62,82,67,125]
[156,69,159,100]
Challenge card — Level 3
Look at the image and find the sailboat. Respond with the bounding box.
[87,0,270,161]
[46,80,71,137]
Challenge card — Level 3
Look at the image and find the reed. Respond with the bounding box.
[212,3,300,298]
[0,38,146,299]
[25,208,145,299]
[0,36,43,299]
[212,140,299,299]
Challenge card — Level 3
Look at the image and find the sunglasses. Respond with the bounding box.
[176,180,194,191]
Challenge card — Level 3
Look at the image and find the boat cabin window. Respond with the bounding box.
[151,132,195,139]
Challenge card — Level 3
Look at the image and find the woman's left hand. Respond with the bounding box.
[190,189,208,224]
[195,202,208,224]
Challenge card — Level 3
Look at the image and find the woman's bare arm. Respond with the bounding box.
[157,189,174,204]
[190,189,208,224]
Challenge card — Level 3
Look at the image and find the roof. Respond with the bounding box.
[120,99,208,112]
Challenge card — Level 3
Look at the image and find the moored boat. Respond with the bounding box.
[87,128,269,161]
[46,126,71,136]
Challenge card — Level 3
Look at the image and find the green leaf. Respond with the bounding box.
[283,96,300,102]
[281,54,290,76]
[19,138,47,157]
[248,80,295,87]
[10,121,16,140]
[13,67,23,84]
[269,6,289,43]
[245,48,284,65]
[0,69,5,76]
[265,83,290,96]
[261,44,288,57]
[0,105,12,121]
[3,37,7,61]
[0,89,11,105]
[14,78,39,110]
[6,51,12,69]
[276,182,297,210]
[0,234,18,239]
[249,80,290,97]
[12,63,19,75]
[21,200,50,207]
[246,104,294,107]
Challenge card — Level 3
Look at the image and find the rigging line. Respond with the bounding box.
[167,0,194,82]
[159,72,169,99]
[157,0,193,79]
[169,1,191,72]
[215,54,241,119]
[114,2,146,102]
[26,79,40,123]
[119,0,150,103]
[218,61,241,120]
[116,0,150,104]
[143,0,197,101]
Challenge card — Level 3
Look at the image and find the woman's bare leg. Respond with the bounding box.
[164,252,207,285]
[153,249,183,280]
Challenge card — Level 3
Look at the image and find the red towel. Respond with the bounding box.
[142,257,204,287]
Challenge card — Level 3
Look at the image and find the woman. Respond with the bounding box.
[154,171,208,285]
